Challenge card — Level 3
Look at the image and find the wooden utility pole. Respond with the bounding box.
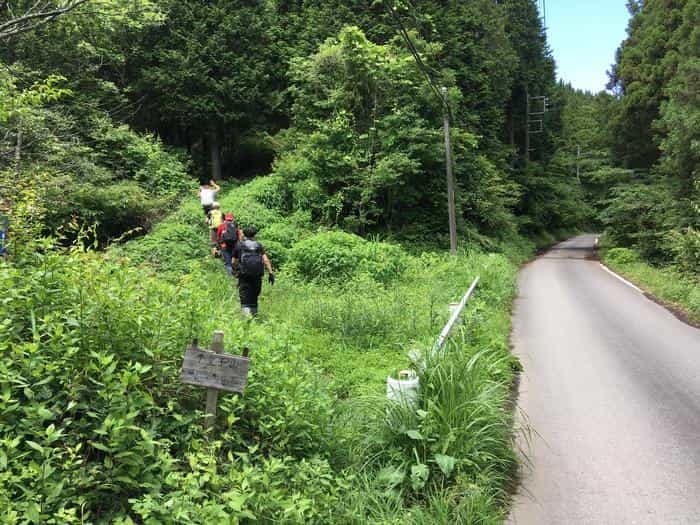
[524,85,530,163]
[576,144,582,184]
[442,87,458,255]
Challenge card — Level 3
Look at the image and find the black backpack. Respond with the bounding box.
[239,240,264,277]
[221,222,238,244]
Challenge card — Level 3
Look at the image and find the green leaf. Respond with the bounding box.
[26,441,44,454]
[410,463,429,491]
[376,465,405,488]
[88,441,112,453]
[405,429,423,440]
[434,453,456,477]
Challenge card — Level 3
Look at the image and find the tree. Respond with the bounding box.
[274,26,519,239]
[131,0,286,182]
[608,0,688,169]
[0,0,88,39]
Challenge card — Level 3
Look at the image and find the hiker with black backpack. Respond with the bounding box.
[217,213,240,275]
[232,226,274,316]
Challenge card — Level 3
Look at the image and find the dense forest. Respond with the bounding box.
[0,0,697,522]
[1,0,583,252]
[575,0,699,275]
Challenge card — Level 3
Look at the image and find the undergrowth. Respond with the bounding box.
[1,175,530,523]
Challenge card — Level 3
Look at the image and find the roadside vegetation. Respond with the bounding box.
[559,2,699,315]
[602,246,700,325]
[2,177,528,522]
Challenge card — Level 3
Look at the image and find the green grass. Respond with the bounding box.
[602,246,700,323]
[1,175,530,523]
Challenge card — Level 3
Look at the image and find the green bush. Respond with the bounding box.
[258,221,301,248]
[0,249,354,522]
[605,247,640,265]
[91,120,192,197]
[289,231,406,284]
[670,227,700,275]
[116,221,208,274]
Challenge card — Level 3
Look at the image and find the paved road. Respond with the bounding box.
[509,234,700,524]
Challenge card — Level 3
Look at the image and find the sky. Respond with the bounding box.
[542,0,632,93]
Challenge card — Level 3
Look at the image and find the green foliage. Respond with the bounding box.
[600,177,675,262]
[0,247,353,522]
[1,173,529,522]
[289,230,406,284]
[0,66,193,246]
[603,245,700,323]
[515,160,588,237]
[277,26,444,232]
[602,0,699,280]
[670,227,700,276]
[605,247,640,266]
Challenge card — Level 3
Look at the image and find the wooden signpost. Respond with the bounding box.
[180,330,250,429]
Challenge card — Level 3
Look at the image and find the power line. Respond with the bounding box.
[381,0,458,253]
[381,0,447,109]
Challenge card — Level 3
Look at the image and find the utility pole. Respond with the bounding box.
[442,87,458,255]
[576,144,581,184]
[526,92,547,163]
[524,85,530,163]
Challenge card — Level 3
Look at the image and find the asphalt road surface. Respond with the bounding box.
[509,234,700,524]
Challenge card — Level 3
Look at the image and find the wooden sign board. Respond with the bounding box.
[181,347,250,393]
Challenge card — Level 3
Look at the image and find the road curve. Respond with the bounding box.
[509,234,700,524]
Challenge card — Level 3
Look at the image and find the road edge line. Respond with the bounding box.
[599,262,643,293]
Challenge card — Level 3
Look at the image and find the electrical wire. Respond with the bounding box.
[381,0,449,113]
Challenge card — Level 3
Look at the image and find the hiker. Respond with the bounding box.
[198,179,220,219]
[217,213,240,275]
[208,202,224,256]
[233,226,274,316]
[0,198,9,260]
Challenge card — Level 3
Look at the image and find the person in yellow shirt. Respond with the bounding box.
[207,202,224,256]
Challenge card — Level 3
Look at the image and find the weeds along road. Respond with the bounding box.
[509,234,700,524]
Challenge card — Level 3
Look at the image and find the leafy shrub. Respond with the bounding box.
[257,221,305,267]
[0,249,354,522]
[670,227,700,275]
[258,221,301,248]
[600,180,674,262]
[289,231,406,284]
[116,221,208,274]
[90,120,192,197]
[238,174,291,213]
[605,247,640,266]
[45,180,164,242]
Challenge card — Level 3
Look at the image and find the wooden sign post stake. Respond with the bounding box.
[180,331,251,431]
[204,330,224,430]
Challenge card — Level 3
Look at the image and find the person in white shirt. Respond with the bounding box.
[198,179,221,219]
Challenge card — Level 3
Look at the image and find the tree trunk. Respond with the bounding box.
[508,101,515,148]
[14,125,22,179]
[209,130,222,181]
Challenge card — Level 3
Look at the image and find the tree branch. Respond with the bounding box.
[0,0,89,39]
